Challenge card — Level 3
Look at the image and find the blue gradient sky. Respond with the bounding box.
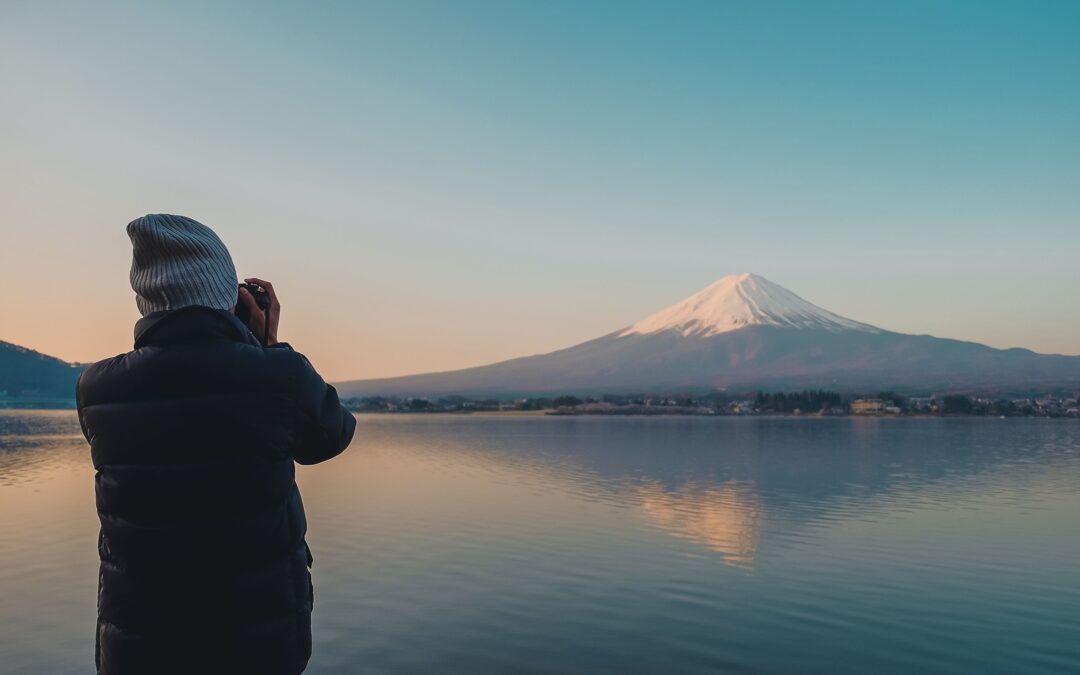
[2,1,1078,380]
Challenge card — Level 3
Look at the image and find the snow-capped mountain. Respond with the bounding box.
[337,274,1080,396]
[619,273,877,337]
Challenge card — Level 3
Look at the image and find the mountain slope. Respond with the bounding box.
[337,274,1080,397]
[0,341,86,400]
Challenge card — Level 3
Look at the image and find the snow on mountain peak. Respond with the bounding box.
[619,273,879,338]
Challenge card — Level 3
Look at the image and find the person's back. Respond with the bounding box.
[77,214,356,675]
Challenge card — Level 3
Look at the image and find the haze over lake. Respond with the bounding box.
[2,411,1078,674]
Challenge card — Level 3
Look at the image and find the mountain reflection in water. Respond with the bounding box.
[637,480,762,568]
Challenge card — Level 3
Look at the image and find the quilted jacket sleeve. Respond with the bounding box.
[278,344,357,465]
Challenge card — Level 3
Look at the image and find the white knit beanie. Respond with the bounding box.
[127,214,238,317]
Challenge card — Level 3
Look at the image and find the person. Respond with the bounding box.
[76,214,356,675]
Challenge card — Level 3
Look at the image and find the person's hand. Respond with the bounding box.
[238,277,281,346]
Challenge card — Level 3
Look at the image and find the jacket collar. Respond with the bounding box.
[134,306,260,349]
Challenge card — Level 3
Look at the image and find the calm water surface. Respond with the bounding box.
[1,411,1078,674]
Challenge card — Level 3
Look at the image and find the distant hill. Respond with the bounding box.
[0,341,86,402]
[336,273,1080,398]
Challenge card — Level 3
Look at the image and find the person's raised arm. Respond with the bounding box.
[291,347,356,465]
[239,276,355,463]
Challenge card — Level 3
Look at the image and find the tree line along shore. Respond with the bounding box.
[342,391,1080,417]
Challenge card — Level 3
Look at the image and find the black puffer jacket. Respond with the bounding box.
[76,306,356,675]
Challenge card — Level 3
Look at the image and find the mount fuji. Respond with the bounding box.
[337,274,1080,396]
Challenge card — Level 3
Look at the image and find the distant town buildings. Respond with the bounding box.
[851,399,884,414]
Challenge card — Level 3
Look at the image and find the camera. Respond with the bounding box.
[236,283,271,334]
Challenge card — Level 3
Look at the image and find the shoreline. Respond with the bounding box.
[1,407,1072,420]
[346,410,1075,420]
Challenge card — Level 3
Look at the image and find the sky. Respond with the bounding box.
[1,0,1078,381]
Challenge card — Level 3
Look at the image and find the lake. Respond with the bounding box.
[1,411,1078,674]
